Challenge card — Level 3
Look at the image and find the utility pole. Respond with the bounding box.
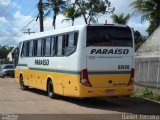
[23,28,35,35]
[38,0,44,32]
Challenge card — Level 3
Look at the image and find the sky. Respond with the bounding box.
[0,0,150,46]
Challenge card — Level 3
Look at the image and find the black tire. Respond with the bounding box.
[12,75,15,78]
[20,75,28,90]
[124,95,131,97]
[0,75,4,78]
[47,80,56,99]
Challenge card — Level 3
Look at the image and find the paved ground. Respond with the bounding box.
[0,78,160,115]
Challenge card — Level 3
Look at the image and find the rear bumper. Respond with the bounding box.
[78,85,134,98]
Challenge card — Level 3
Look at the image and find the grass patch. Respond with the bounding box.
[133,88,160,101]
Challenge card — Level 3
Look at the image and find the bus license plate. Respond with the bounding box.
[105,89,115,94]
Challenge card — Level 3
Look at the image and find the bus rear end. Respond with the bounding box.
[79,25,134,97]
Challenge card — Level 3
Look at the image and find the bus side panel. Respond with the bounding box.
[27,69,64,95]
[27,69,35,88]
[15,65,29,86]
[41,71,52,91]
[15,68,20,84]
[39,71,63,94]
[63,74,80,97]
[21,69,29,86]
[30,70,42,89]
[54,72,63,96]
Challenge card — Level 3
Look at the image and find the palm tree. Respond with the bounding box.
[111,13,145,50]
[62,4,81,26]
[111,13,130,25]
[130,0,160,34]
[47,0,67,29]
[146,20,157,35]
[134,30,145,50]
[75,0,115,24]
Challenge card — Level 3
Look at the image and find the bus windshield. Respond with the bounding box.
[87,26,133,47]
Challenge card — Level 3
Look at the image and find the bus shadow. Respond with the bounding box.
[58,96,160,114]
[26,88,48,97]
[26,88,160,114]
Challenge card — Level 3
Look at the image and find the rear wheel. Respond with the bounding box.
[20,75,28,90]
[12,74,14,78]
[47,80,56,99]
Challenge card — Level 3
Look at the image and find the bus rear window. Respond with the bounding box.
[87,26,133,47]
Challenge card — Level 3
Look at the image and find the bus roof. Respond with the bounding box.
[21,25,84,41]
[20,24,130,42]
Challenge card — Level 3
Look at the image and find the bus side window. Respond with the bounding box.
[41,38,46,57]
[45,37,51,57]
[51,36,56,56]
[29,40,33,57]
[74,32,78,46]
[33,40,38,57]
[57,35,64,56]
[26,41,30,57]
[37,39,42,57]
[21,42,27,57]
[64,32,78,56]
[65,34,69,47]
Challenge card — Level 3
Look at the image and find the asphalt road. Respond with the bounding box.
[0,78,160,119]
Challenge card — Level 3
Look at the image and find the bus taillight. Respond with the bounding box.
[127,68,134,86]
[80,69,92,87]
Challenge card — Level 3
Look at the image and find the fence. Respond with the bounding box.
[135,57,160,93]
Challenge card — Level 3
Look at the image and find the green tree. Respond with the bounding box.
[0,46,13,59]
[0,46,8,59]
[130,0,160,35]
[111,13,130,25]
[75,0,115,24]
[62,4,81,26]
[146,20,157,35]
[134,30,145,50]
[46,0,67,29]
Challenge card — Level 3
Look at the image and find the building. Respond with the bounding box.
[135,26,160,93]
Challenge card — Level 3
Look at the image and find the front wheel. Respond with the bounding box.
[47,80,56,99]
[1,75,4,78]
[20,75,28,90]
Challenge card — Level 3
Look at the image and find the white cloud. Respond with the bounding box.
[128,17,150,36]
[0,0,151,46]
[99,0,149,36]
[56,14,84,28]
[0,17,8,24]
[110,0,134,15]
[13,11,32,28]
[0,0,10,6]
[0,0,24,46]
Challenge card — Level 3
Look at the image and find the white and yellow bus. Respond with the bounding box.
[14,24,135,98]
